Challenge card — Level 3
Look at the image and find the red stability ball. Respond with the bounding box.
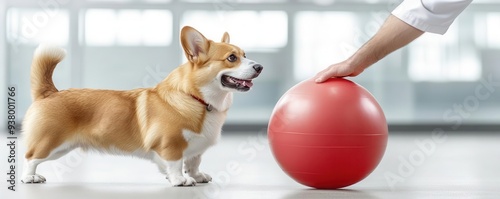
[268,78,388,189]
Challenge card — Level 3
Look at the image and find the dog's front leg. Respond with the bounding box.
[184,155,212,183]
[165,159,196,186]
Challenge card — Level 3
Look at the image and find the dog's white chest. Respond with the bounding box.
[182,111,226,159]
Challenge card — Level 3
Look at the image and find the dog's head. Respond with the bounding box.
[181,26,263,92]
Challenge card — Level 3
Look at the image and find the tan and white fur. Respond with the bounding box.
[21,26,263,186]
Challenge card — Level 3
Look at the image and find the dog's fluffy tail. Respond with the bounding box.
[30,44,66,101]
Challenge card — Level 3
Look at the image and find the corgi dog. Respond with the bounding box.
[21,26,263,186]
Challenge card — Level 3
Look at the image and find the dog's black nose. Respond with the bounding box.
[253,64,263,74]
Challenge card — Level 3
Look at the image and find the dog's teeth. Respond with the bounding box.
[225,76,252,88]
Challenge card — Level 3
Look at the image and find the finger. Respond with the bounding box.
[315,76,326,83]
[314,67,329,78]
[315,68,337,83]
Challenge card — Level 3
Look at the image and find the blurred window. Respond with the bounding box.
[86,0,172,3]
[181,10,287,51]
[475,13,500,49]
[85,9,172,46]
[180,0,285,3]
[6,8,69,45]
[408,23,481,82]
[294,12,360,80]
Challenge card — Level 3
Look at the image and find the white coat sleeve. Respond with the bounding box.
[391,0,473,34]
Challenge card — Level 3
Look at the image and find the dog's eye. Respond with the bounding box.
[227,54,237,62]
[243,53,246,58]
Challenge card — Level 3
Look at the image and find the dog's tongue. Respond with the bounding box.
[242,80,253,87]
[235,79,253,88]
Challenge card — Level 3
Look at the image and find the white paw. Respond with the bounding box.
[21,174,46,183]
[189,172,212,183]
[168,175,197,186]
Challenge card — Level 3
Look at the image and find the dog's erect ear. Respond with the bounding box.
[221,32,230,43]
[181,26,209,63]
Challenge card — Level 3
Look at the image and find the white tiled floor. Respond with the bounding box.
[2,132,500,199]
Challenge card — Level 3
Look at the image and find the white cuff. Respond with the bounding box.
[391,0,472,35]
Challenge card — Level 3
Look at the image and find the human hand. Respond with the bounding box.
[314,60,365,83]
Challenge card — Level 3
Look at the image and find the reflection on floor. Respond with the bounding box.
[2,132,500,199]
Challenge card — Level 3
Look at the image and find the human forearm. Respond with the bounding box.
[315,14,425,82]
[348,14,424,70]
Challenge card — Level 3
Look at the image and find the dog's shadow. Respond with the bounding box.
[22,183,209,199]
[21,183,382,199]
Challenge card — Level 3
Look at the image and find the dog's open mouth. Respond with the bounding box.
[221,75,254,91]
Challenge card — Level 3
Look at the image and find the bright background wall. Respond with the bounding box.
[2,0,500,130]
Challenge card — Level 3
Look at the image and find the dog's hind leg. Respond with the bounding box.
[21,136,73,183]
